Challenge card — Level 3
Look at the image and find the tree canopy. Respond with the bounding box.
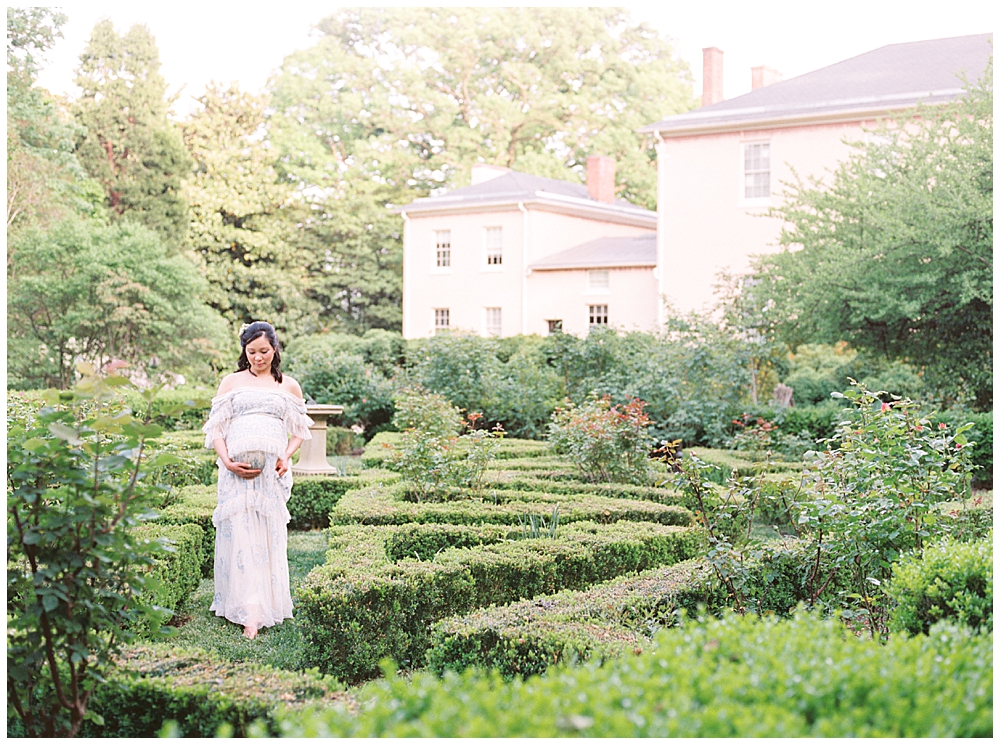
[266,7,694,332]
[755,61,993,409]
[74,20,191,249]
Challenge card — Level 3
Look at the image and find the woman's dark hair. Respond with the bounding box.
[236,322,283,382]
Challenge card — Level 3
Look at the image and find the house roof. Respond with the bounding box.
[641,33,992,136]
[530,233,656,271]
[395,169,656,225]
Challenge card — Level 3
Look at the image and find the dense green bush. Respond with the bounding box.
[121,386,213,431]
[887,533,993,635]
[291,351,395,437]
[153,485,217,575]
[287,471,400,530]
[363,432,548,468]
[74,645,348,737]
[427,560,716,677]
[296,520,704,681]
[6,375,189,736]
[928,410,992,486]
[130,523,205,627]
[330,483,694,527]
[278,612,993,737]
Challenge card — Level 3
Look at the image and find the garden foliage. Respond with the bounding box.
[277,612,993,737]
[887,532,993,635]
[6,369,186,736]
[548,393,654,484]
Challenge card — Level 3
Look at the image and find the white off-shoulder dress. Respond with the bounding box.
[202,388,313,629]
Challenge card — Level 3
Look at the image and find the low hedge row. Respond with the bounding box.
[277,612,993,737]
[427,559,716,678]
[296,520,704,682]
[887,533,993,636]
[154,486,217,575]
[426,538,822,679]
[131,523,205,625]
[482,473,694,508]
[362,431,549,468]
[76,645,351,737]
[330,483,694,527]
[688,447,803,477]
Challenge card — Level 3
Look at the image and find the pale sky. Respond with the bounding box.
[24,0,997,119]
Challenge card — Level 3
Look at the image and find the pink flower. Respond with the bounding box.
[881,402,890,412]
[939,423,947,430]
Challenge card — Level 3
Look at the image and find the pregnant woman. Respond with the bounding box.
[202,321,312,639]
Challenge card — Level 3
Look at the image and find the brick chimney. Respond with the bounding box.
[702,47,724,106]
[751,65,783,90]
[586,155,616,203]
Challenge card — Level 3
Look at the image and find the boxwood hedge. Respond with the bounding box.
[887,533,993,635]
[74,645,351,737]
[131,523,205,624]
[330,483,693,527]
[296,520,704,682]
[277,612,993,737]
[362,431,549,468]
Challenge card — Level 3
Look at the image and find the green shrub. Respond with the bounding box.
[154,486,217,575]
[427,560,717,678]
[887,533,993,635]
[296,521,704,682]
[130,523,205,626]
[426,537,831,679]
[290,351,395,437]
[287,471,400,530]
[548,394,655,484]
[277,612,993,737]
[482,474,693,509]
[330,483,694,527]
[6,375,194,737]
[74,645,349,737]
[928,410,992,487]
[326,426,364,455]
[121,386,213,431]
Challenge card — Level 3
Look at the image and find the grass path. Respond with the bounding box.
[156,530,328,671]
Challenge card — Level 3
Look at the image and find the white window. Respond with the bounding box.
[485,307,502,336]
[547,319,563,334]
[485,227,503,266]
[434,308,450,332]
[743,142,770,199]
[435,230,451,268]
[587,269,609,291]
[589,304,608,326]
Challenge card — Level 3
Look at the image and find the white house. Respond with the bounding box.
[396,33,991,337]
[396,158,658,338]
[641,33,992,317]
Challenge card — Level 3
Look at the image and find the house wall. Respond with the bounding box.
[402,206,655,339]
[526,266,658,337]
[656,118,876,317]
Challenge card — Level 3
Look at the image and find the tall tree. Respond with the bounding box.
[268,7,694,332]
[6,8,101,236]
[7,218,227,389]
[73,20,191,249]
[755,62,993,409]
[181,83,314,336]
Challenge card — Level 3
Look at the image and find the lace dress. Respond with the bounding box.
[202,388,313,629]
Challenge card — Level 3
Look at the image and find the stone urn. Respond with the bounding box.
[292,404,344,476]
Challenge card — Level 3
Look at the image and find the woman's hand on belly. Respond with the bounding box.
[224,458,263,479]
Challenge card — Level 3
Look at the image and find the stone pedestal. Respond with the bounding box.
[292,404,344,476]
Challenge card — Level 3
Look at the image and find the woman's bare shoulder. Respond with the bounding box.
[216,372,244,396]
[281,376,304,400]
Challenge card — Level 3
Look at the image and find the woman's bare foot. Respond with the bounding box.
[243,624,258,640]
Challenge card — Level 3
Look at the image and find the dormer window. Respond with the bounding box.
[587,269,609,291]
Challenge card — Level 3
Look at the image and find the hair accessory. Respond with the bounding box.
[238,320,271,339]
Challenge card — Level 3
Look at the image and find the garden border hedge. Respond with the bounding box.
[297,520,705,682]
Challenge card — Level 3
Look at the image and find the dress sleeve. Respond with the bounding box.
[284,396,314,441]
[202,395,233,448]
